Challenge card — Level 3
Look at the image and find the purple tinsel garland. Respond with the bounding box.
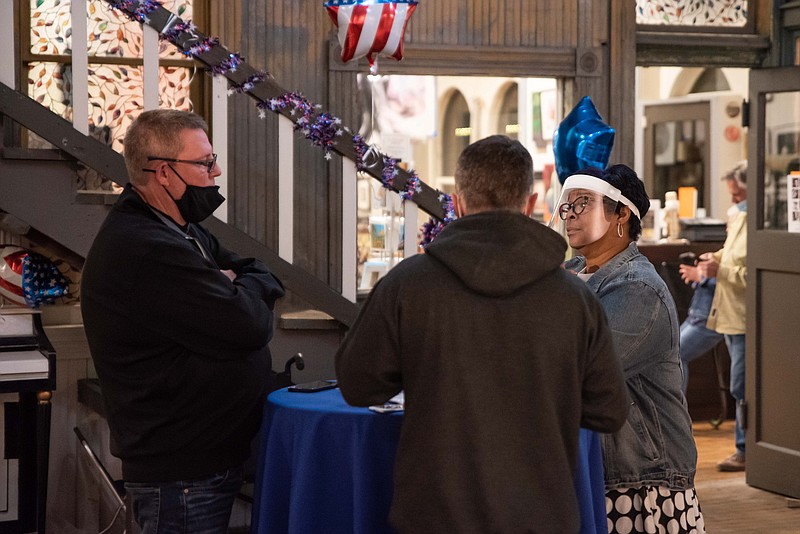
[106,0,160,22]
[352,134,370,171]
[210,52,243,75]
[227,73,269,95]
[419,194,456,249]
[256,92,344,159]
[160,19,197,41]
[185,36,219,57]
[380,157,421,201]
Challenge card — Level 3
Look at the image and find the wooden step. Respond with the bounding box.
[278,309,340,331]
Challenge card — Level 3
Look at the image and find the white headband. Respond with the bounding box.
[559,174,641,220]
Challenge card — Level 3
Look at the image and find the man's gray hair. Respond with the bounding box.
[722,160,747,186]
[124,109,209,185]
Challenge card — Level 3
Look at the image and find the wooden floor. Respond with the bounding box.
[693,420,800,533]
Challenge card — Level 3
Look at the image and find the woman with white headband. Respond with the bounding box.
[560,164,705,534]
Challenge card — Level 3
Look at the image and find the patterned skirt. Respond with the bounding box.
[606,485,706,534]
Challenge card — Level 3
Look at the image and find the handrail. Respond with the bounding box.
[0,81,359,326]
[0,83,128,184]
[101,0,447,221]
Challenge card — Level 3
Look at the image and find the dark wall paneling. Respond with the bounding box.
[404,0,575,48]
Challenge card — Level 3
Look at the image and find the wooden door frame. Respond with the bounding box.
[745,66,800,499]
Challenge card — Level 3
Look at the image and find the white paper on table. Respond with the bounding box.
[368,391,406,413]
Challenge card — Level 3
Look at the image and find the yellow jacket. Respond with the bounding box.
[706,209,747,334]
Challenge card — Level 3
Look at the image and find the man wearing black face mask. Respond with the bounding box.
[81,109,284,533]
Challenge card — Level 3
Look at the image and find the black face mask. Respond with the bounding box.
[166,165,225,223]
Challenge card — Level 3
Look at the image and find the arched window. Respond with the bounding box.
[441,91,470,177]
[496,84,519,139]
[690,69,731,93]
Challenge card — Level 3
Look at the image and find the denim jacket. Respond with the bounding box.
[566,242,697,490]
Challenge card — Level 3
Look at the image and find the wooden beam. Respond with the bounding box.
[637,32,771,67]
[329,42,578,78]
[0,82,128,184]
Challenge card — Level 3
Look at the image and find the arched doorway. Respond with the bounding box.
[495,83,519,139]
[441,90,471,177]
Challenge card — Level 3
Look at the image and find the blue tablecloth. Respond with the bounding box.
[575,427,609,534]
[252,387,608,534]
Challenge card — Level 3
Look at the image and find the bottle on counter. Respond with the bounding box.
[664,190,681,240]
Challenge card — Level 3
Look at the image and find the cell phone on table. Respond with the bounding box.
[287,379,338,393]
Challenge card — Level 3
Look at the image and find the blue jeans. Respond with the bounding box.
[125,465,243,534]
[679,320,724,394]
[725,334,746,455]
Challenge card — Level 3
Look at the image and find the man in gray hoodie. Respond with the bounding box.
[336,135,627,534]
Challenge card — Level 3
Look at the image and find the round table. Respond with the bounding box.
[251,387,607,534]
[251,387,403,534]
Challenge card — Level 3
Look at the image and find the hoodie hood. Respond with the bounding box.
[425,211,567,297]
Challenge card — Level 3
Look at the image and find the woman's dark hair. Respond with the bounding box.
[571,164,650,241]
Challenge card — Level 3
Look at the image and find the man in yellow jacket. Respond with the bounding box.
[680,161,748,472]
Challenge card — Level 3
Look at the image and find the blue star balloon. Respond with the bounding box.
[553,96,615,184]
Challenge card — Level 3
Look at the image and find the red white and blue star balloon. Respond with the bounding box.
[0,246,67,308]
[325,0,418,74]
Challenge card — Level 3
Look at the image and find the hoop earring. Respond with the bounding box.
[616,222,623,238]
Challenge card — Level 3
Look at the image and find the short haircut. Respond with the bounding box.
[722,160,747,186]
[454,135,534,212]
[123,109,209,185]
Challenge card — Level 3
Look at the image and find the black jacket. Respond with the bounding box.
[336,211,627,534]
[81,184,284,482]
